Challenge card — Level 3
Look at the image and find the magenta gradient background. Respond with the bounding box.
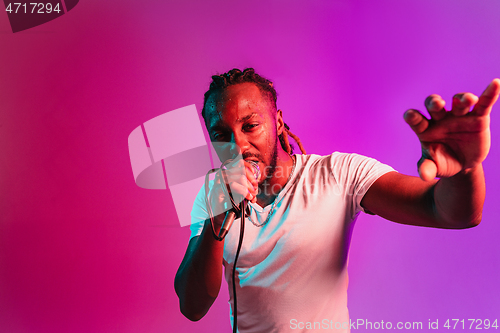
[1,1,499,332]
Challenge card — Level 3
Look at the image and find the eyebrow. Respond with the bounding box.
[209,113,258,132]
[237,113,258,123]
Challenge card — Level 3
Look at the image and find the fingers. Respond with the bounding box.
[451,92,479,116]
[404,109,429,134]
[472,78,500,116]
[421,79,500,119]
[425,94,446,120]
[407,80,498,182]
[228,182,257,203]
[221,161,259,204]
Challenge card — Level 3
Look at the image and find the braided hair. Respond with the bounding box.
[201,68,306,155]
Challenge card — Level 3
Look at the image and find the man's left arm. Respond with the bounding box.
[361,79,500,229]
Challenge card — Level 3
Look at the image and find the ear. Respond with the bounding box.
[276,109,285,135]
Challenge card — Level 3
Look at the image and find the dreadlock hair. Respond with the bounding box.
[201,68,306,155]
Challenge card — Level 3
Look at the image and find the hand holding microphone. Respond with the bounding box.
[208,159,260,240]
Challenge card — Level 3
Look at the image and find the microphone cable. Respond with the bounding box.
[231,200,245,333]
[204,160,257,333]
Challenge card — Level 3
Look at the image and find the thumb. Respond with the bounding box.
[418,158,437,181]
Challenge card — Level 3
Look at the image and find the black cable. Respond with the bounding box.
[203,164,246,332]
[205,163,241,241]
[232,200,245,333]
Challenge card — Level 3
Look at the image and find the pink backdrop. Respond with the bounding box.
[1,1,499,332]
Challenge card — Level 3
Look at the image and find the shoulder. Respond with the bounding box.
[298,152,387,170]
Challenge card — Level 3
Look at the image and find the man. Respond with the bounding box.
[174,68,500,332]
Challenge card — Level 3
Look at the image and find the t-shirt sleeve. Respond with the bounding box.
[330,152,396,217]
[189,181,211,240]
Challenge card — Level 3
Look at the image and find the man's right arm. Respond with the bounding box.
[174,218,225,321]
[175,159,259,320]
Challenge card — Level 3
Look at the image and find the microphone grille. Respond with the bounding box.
[247,161,261,181]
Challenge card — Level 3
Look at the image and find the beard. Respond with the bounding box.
[239,131,279,186]
[264,141,278,183]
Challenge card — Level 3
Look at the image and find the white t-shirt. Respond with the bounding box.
[190,153,395,332]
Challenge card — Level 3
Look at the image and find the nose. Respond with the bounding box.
[213,132,249,163]
[230,132,249,158]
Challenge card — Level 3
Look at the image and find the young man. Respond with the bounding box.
[175,68,500,332]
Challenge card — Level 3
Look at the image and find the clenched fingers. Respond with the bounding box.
[425,94,446,121]
[451,92,478,116]
[404,109,429,134]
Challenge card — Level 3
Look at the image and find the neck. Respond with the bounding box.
[256,149,295,207]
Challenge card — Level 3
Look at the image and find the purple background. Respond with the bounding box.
[1,1,499,332]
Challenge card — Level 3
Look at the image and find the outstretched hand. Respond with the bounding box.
[404,78,500,181]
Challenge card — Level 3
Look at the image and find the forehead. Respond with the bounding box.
[205,82,274,130]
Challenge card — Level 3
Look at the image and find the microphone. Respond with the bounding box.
[217,160,260,239]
